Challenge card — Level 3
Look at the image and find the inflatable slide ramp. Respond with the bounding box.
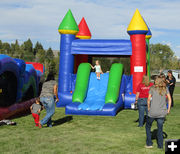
[66,63,124,116]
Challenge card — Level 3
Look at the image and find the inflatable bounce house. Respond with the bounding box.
[0,55,44,120]
[56,9,152,116]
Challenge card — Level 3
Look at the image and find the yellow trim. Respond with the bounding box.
[146,35,152,39]
[127,9,148,31]
[58,29,78,35]
[0,89,2,93]
[76,35,91,39]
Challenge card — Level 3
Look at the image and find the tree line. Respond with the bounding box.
[150,43,180,72]
[0,39,179,77]
[0,39,59,78]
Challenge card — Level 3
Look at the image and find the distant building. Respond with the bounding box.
[53,50,59,57]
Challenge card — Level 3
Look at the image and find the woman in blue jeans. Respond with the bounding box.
[135,75,153,127]
[146,77,171,149]
[39,73,59,128]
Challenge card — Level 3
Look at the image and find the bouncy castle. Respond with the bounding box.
[0,55,44,120]
[56,9,152,116]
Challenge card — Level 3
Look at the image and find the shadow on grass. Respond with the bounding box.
[52,116,73,127]
[134,115,147,124]
[151,129,168,140]
[9,111,31,120]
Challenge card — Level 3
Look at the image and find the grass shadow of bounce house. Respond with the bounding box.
[0,55,45,120]
[56,9,152,116]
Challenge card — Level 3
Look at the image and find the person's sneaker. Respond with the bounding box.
[145,145,153,149]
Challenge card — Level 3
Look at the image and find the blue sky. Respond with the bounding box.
[0,0,180,57]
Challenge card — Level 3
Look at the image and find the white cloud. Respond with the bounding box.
[161,41,172,47]
[0,0,180,55]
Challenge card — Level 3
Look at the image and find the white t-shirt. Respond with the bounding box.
[94,65,101,73]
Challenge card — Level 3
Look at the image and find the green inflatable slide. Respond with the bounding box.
[72,63,91,103]
[105,63,123,104]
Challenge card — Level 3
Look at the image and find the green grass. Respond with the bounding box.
[0,86,180,154]
[174,82,180,102]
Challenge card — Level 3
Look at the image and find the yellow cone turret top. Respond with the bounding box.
[127,9,148,35]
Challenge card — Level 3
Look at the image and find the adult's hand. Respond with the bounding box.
[166,79,170,83]
[56,98,59,103]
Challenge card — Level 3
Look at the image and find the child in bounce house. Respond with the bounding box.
[91,60,103,80]
[30,98,42,127]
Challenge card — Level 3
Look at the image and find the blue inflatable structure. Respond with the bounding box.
[54,9,152,116]
[0,54,44,119]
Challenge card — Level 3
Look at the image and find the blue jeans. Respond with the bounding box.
[137,98,148,127]
[146,116,165,149]
[40,97,55,127]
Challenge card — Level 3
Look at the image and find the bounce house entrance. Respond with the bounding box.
[21,86,35,102]
[74,55,130,75]
[0,72,17,107]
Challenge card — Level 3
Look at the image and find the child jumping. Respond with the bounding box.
[30,98,42,127]
[91,60,103,80]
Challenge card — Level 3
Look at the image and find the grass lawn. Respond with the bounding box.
[174,82,180,102]
[0,86,180,154]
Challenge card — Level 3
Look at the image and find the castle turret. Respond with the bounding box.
[57,9,79,106]
[127,9,148,94]
[146,27,152,79]
[76,17,91,39]
[74,17,92,73]
[58,9,79,34]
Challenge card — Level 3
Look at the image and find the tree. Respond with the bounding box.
[2,42,11,54]
[0,40,4,54]
[150,43,175,71]
[46,47,54,63]
[47,60,56,76]
[54,53,60,78]
[36,49,46,64]
[0,40,2,50]
[169,56,180,69]
[24,38,33,54]
[11,40,20,57]
[34,41,43,56]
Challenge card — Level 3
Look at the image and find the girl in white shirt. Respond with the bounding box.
[91,60,103,80]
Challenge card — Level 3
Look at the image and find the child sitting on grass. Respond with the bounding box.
[91,60,103,80]
[30,98,42,127]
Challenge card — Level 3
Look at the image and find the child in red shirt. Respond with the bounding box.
[135,75,153,127]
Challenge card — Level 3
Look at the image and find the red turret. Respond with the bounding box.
[127,9,148,94]
[76,17,91,39]
[74,18,92,73]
